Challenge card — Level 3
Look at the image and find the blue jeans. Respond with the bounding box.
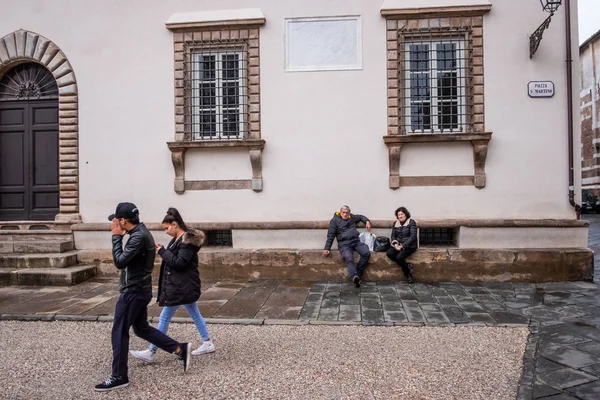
[149,302,210,351]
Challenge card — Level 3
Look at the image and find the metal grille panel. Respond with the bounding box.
[400,30,472,134]
[184,40,249,140]
[206,229,233,247]
[419,227,456,246]
[0,62,58,101]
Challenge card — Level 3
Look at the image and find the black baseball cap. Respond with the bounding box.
[108,202,140,221]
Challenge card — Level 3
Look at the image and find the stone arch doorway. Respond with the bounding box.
[0,30,80,222]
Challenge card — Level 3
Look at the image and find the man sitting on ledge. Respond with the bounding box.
[323,205,372,288]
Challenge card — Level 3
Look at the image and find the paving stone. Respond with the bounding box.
[537,357,569,374]
[381,302,404,312]
[362,309,384,323]
[578,341,600,357]
[299,303,320,320]
[435,296,458,306]
[540,332,591,347]
[532,380,560,398]
[566,379,600,399]
[537,367,598,390]
[582,363,600,377]
[442,307,470,324]
[465,312,496,324]
[316,308,339,321]
[540,345,600,368]
[489,311,529,325]
[423,311,450,324]
[455,301,485,312]
[360,297,382,310]
[338,305,361,321]
[306,293,323,303]
[383,311,408,322]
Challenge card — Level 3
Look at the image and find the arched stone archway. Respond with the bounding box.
[0,30,80,222]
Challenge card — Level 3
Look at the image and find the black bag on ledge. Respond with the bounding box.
[373,237,391,252]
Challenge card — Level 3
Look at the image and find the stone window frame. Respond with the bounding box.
[166,14,265,194]
[0,29,81,223]
[381,4,492,189]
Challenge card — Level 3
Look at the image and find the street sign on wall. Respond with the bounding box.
[528,81,555,98]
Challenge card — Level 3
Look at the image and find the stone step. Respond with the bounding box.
[0,230,73,242]
[82,247,594,283]
[0,250,78,269]
[0,265,97,286]
[0,240,74,254]
[0,220,72,231]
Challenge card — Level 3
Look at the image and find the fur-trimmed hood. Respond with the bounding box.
[182,228,205,247]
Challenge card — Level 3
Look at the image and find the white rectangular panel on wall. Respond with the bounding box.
[284,16,362,72]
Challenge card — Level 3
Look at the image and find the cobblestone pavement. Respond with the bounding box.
[1,217,600,399]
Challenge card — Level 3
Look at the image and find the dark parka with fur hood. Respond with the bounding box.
[156,228,204,307]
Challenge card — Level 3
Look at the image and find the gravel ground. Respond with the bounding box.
[0,321,528,400]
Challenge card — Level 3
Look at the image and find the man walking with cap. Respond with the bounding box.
[95,202,192,392]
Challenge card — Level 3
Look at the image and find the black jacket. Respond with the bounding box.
[156,229,203,307]
[112,223,155,294]
[390,218,418,249]
[325,212,370,250]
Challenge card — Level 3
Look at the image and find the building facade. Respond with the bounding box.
[0,0,591,281]
[580,29,600,199]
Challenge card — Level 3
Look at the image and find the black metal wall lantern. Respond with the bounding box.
[530,0,563,58]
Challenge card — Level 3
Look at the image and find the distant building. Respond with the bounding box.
[580,29,600,197]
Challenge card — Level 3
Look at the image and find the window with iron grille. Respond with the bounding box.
[205,229,233,247]
[187,44,248,140]
[419,227,456,246]
[402,34,470,134]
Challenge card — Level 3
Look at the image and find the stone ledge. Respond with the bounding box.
[89,248,593,283]
[70,218,589,231]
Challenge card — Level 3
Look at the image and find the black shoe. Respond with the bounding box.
[353,276,361,288]
[407,263,414,284]
[94,376,129,392]
[177,342,192,373]
[407,274,414,284]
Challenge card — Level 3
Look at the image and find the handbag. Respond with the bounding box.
[373,237,391,252]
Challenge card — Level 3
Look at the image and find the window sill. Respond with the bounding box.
[383,132,492,189]
[167,140,265,194]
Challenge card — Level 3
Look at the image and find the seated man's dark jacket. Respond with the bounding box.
[112,222,155,294]
[325,212,370,250]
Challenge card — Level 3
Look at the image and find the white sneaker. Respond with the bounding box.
[129,349,155,362]
[191,341,215,356]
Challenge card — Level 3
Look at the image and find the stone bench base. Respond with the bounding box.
[81,247,594,283]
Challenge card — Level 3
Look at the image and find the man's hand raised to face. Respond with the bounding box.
[111,218,126,236]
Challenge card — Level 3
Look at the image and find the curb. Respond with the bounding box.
[0,313,531,328]
[516,322,539,400]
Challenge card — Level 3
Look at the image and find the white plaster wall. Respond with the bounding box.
[458,227,588,248]
[0,0,582,223]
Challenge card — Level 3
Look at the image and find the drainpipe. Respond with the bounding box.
[564,0,581,218]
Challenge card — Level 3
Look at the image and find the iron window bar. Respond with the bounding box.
[184,39,249,140]
[401,30,472,134]
[205,229,233,247]
[419,227,456,246]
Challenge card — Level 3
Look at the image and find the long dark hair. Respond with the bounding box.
[394,206,411,219]
[162,207,188,231]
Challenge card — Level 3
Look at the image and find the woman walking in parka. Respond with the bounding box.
[130,208,214,362]
[386,206,418,284]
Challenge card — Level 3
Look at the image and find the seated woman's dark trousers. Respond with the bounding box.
[386,247,416,277]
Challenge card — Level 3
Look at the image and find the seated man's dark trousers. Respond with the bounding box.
[339,240,371,278]
[112,291,182,378]
[386,247,416,277]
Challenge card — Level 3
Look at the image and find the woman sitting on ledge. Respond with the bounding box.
[386,206,418,284]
